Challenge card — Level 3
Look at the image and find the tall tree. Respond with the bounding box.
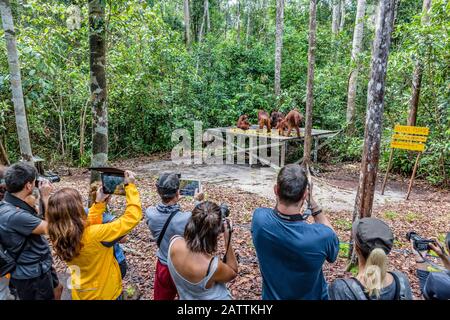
[346,0,366,128]
[88,0,108,182]
[245,0,252,46]
[183,0,191,48]
[0,0,33,162]
[407,0,432,126]
[353,0,396,220]
[303,0,317,165]
[198,0,209,43]
[274,0,285,97]
[339,0,346,31]
[332,0,341,35]
[236,0,241,43]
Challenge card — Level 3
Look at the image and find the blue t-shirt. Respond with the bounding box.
[251,207,339,300]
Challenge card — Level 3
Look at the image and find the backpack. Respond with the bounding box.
[0,202,28,277]
[341,272,408,300]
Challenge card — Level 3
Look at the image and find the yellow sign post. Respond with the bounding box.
[381,125,429,200]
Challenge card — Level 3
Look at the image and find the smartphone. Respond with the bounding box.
[102,172,126,195]
[179,179,201,197]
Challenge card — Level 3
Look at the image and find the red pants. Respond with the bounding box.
[153,259,178,300]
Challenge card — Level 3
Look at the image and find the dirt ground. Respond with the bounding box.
[52,155,450,300]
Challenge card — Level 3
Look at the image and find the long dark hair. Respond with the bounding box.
[47,188,86,261]
[184,201,222,255]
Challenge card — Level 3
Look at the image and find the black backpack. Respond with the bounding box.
[0,203,28,277]
[341,272,408,300]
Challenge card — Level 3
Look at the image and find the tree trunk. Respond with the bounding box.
[303,0,317,165]
[198,0,209,43]
[332,0,341,35]
[236,0,241,43]
[349,0,396,266]
[183,0,191,48]
[0,137,10,165]
[346,0,366,128]
[274,0,285,97]
[245,0,252,46]
[0,0,34,162]
[339,0,346,31]
[353,0,396,220]
[206,0,210,34]
[407,0,432,126]
[79,98,89,159]
[89,0,108,182]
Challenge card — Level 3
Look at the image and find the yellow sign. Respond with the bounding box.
[390,141,425,152]
[394,125,429,136]
[390,125,429,152]
[392,134,428,143]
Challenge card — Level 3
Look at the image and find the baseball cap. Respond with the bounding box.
[353,218,394,256]
[156,172,180,198]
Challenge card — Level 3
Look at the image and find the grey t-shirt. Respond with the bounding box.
[167,236,232,300]
[328,271,413,300]
[145,203,191,265]
[0,193,52,280]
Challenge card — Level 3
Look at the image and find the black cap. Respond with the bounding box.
[354,218,394,256]
[156,172,180,198]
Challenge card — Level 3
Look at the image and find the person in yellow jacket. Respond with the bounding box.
[46,170,142,300]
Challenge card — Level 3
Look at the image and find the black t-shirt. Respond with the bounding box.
[0,192,52,280]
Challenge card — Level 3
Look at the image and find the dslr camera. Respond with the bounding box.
[35,175,61,187]
[406,231,436,252]
[219,203,231,233]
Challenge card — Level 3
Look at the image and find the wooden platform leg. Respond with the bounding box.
[236,135,246,165]
[381,148,394,195]
[405,152,421,200]
[226,132,234,164]
[313,137,319,163]
[280,141,286,168]
[249,136,257,165]
[259,136,269,166]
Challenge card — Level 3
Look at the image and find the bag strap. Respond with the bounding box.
[205,257,215,277]
[389,271,402,300]
[157,210,179,247]
[344,278,370,300]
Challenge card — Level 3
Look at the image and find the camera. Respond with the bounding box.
[406,231,435,252]
[35,175,60,187]
[219,203,231,233]
[219,203,230,219]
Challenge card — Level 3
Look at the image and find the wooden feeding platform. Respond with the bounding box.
[208,125,338,167]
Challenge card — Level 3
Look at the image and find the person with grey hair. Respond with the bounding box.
[251,164,339,300]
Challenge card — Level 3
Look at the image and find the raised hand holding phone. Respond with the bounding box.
[96,185,111,203]
[124,170,136,185]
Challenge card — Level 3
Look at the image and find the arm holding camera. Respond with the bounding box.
[213,219,238,284]
[90,171,142,242]
[38,179,54,219]
[29,180,54,235]
[411,235,450,299]
[305,183,335,233]
[429,240,450,271]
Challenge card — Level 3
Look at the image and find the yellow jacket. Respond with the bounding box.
[68,183,142,300]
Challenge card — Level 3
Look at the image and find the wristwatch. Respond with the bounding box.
[311,207,322,217]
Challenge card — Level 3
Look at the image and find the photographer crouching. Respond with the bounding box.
[409,232,450,300]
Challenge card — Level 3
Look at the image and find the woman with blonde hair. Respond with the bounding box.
[46,171,142,300]
[329,218,413,300]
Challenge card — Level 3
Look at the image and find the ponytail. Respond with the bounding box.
[359,248,387,298]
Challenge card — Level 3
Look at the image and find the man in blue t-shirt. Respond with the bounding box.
[251,164,339,300]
